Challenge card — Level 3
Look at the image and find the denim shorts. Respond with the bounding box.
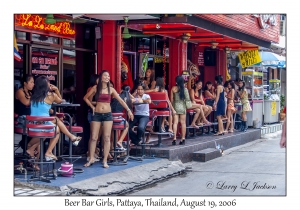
[87,112,92,123]
[92,112,113,122]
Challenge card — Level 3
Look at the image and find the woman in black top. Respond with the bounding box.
[14,75,39,168]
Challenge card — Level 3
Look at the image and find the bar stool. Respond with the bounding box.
[148,92,172,147]
[185,109,200,138]
[26,116,57,183]
[56,113,83,167]
[109,113,128,166]
[14,114,27,155]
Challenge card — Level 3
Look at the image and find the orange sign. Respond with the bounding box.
[15,14,75,35]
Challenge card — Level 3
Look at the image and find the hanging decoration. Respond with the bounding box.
[187,60,200,88]
[141,53,148,77]
[163,41,167,85]
[226,63,231,80]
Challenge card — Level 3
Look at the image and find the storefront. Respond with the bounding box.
[14,14,100,148]
[92,14,280,92]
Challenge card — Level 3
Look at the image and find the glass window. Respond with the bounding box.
[15,31,27,40]
[32,34,59,45]
[138,38,150,53]
[63,39,76,48]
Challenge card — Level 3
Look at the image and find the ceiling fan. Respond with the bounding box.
[44,14,87,24]
[122,16,154,39]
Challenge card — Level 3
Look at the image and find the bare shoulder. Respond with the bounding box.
[110,87,117,94]
[92,85,97,91]
[15,88,23,98]
[172,86,178,92]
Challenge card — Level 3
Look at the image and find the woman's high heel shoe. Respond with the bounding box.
[179,140,185,145]
[172,140,176,145]
[72,136,82,146]
[45,155,58,161]
[103,162,109,168]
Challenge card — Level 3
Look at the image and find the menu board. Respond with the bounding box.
[31,55,58,84]
[198,51,204,66]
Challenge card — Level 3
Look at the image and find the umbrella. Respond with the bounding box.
[255,52,286,68]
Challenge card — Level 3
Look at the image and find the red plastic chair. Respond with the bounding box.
[148,92,171,147]
[25,115,57,183]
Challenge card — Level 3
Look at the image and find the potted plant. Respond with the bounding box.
[280,94,286,121]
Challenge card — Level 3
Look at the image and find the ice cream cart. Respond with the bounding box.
[241,71,264,127]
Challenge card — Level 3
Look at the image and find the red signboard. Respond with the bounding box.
[195,14,280,43]
[15,14,75,38]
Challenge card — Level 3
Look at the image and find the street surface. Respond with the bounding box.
[127,131,285,196]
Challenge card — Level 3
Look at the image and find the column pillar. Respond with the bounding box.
[168,39,187,91]
[101,20,117,87]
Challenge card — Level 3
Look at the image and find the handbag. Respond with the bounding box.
[205,98,215,107]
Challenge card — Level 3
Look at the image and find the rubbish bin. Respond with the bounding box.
[264,100,280,123]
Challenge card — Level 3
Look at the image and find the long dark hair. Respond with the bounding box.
[215,75,223,85]
[228,80,235,91]
[121,85,133,111]
[88,74,99,88]
[31,75,50,106]
[238,80,246,92]
[155,77,165,92]
[194,80,202,97]
[95,70,111,101]
[204,81,212,91]
[144,69,155,84]
[175,76,185,100]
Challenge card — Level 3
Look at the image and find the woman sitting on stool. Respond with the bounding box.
[30,76,82,161]
[129,84,151,146]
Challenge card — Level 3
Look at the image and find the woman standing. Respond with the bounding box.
[83,70,134,168]
[170,76,191,145]
[213,75,226,136]
[224,80,236,133]
[30,76,82,161]
[237,80,252,132]
[190,80,212,125]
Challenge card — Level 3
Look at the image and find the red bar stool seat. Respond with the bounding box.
[148,92,172,147]
[25,116,57,183]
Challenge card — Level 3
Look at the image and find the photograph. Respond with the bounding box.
[8,5,292,209]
